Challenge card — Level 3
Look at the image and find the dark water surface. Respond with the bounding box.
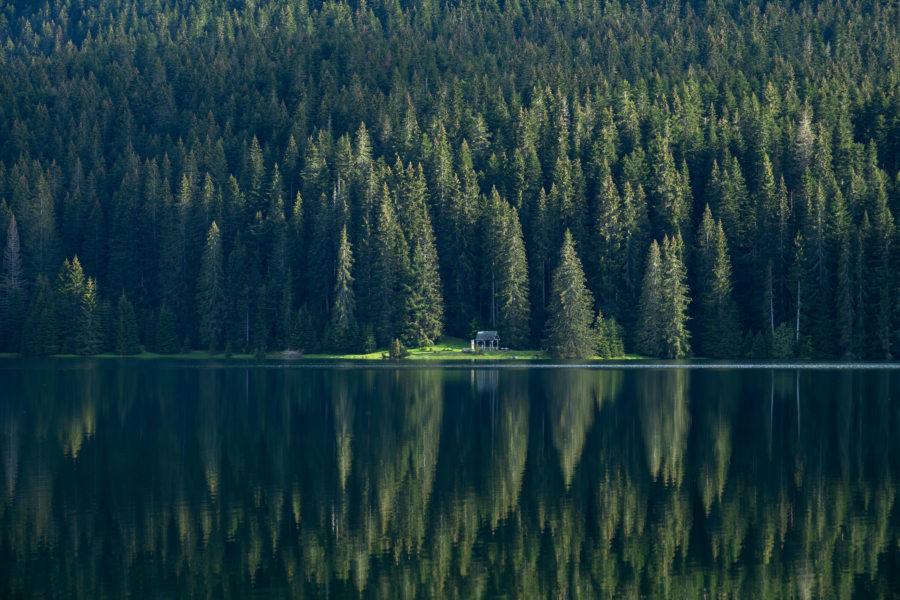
[1,359,899,598]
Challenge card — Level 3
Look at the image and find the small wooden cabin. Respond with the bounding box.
[474,331,500,351]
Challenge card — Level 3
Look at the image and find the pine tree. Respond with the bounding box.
[98,298,115,353]
[403,238,443,347]
[400,166,443,347]
[76,277,103,355]
[1,213,25,352]
[371,185,409,346]
[497,206,531,348]
[481,188,507,329]
[650,128,691,238]
[278,270,294,350]
[637,240,664,357]
[116,292,141,355]
[198,222,226,351]
[252,284,268,358]
[592,309,620,358]
[1,214,24,312]
[224,236,252,351]
[21,275,58,356]
[836,235,854,358]
[696,209,741,358]
[621,182,650,338]
[529,188,551,340]
[57,256,86,353]
[154,306,179,354]
[591,163,626,317]
[22,173,61,280]
[292,304,320,353]
[544,230,595,359]
[327,225,357,352]
[660,234,692,359]
[801,181,834,357]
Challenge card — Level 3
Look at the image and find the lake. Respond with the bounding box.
[1,360,899,598]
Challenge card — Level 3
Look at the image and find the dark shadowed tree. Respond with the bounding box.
[198,222,226,351]
[116,292,141,355]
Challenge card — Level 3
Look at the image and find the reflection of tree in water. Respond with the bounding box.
[545,369,623,487]
[369,369,443,555]
[638,369,690,485]
[1,365,899,598]
[2,401,20,503]
[484,371,529,528]
[693,372,739,514]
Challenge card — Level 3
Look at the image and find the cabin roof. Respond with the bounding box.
[475,331,499,341]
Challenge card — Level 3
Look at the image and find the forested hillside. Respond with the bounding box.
[1,0,900,358]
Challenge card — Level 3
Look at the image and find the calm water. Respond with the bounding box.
[1,360,899,598]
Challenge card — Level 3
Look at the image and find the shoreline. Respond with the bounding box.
[2,351,900,369]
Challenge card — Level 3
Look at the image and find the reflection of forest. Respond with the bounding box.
[1,363,898,598]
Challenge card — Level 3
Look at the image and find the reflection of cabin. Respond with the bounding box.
[475,368,499,393]
[474,331,500,351]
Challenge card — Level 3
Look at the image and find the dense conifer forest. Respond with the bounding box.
[1,0,900,358]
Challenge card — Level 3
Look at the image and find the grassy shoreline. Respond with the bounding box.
[0,337,645,361]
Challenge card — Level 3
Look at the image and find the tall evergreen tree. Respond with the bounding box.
[636,240,664,357]
[252,284,269,357]
[660,234,692,359]
[371,185,409,346]
[76,277,103,355]
[198,222,226,351]
[591,164,626,317]
[399,166,444,347]
[327,225,357,351]
[695,207,740,357]
[1,214,24,311]
[116,292,141,355]
[21,275,58,356]
[1,214,25,351]
[544,230,595,359]
[57,256,86,354]
[154,306,179,354]
[592,308,624,358]
[21,173,61,280]
[497,206,531,348]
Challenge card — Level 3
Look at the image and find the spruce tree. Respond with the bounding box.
[116,293,141,355]
[21,275,58,356]
[57,256,86,354]
[591,164,626,318]
[1,214,25,352]
[660,234,691,359]
[155,306,179,354]
[252,285,268,358]
[400,167,444,347]
[544,230,595,359]
[76,277,103,355]
[592,309,623,358]
[327,225,357,352]
[22,173,61,280]
[278,270,294,349]
[836,236,854,358]
[497,206,531,348]
[98,298,115,353]
[372,185,409,346]
[292,304,320,353]
[225,236,252,351]
[696,210,741,358]
[1,214,23,312]
[636,240,664,357]
[198,222,226,351]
